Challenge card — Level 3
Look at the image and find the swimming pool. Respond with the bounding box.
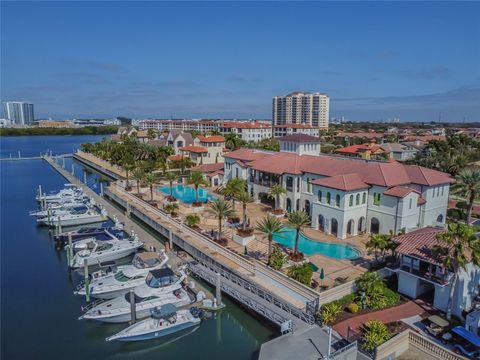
[159,184,217,204]
[273,226,360,259]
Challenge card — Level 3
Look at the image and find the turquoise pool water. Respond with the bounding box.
[273,227,360,259]
[160,184,217,204]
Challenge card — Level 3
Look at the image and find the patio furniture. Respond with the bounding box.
[424,315,449,337]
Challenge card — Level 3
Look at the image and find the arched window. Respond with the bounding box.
[326,192,331,205]
[335,194,341,207]
[317,190,322,203]
[349,195,354,207]
[356,194,360,205]
[362,192,366,204]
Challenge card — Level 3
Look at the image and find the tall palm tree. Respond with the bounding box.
[255,215,286,259]
[287,211,310,257]
[365,234,389,262]
[156,156,168,175]
[207,199,236,241]
[144,173,157,201]
[236,191,254,231]
[268,184,286,212]
[224,178,245,208]
[187,171,209,204]
[225,133,241,150]
[164,172,177,198]
[132,167,145,194]
[434,222,480,319]
[454,168,480,224]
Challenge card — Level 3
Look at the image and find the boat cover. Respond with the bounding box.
[452,326,480,347]
[151,304,177,319]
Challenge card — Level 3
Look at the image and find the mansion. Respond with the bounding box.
[223,135,454,239]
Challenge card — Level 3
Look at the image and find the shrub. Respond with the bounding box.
[287,263,313,286]
[185,214,201,228]
[268,245,286,270]
[382,287,401,307]
[361,320,391,352]
[320,302,342,325]
[346,302,359,313]
[334,293,356,307]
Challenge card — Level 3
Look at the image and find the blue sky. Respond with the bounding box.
[1,1,479,122]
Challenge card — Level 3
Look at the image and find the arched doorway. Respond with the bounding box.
[370,217,380,234]
[296,199,300,211]
[331,218,338,237]
[347,219,355,236]
[437,214,444,223]
[318,215,325,232]
[304,200,311,217]
[259,192,275,208]
[358,217,365,233]
[286,198,292,213]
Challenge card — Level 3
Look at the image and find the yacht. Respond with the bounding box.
[56,216,124,243]
[31,202,92,219]
[70,232,144,268]
[36,184,84,203]
[75,251,169,299]
[79,268,191,323]
[106,304,202,342]
[37,207,107,227]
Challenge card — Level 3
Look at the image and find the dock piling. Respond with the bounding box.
[62,157,65,169]
[169,229,173,249]
[83,171,87,185]
[84,259,90,302]
[47,208,51,227]
[18,150,21,158]
[129,290,136,323]
[71,164,75,176]
[67,234,73,267]
[100,182,104,196]
[57,216,62,235]
[216,273,222,307]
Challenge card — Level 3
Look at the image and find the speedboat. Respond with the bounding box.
[79,268,191,323]
[31,203,91,219]
[36,184,84,203]
[56,216,124,243]
[106,304,202,342]
[37,207,107,227]
[70,232,144,268]
[75,251,169,299]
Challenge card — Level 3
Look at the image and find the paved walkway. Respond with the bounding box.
[333,301,427,338]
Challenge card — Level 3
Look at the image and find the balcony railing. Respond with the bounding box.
[394,262,451,286]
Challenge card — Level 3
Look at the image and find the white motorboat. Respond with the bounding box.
[79,268,191,323]
[75,251,169,299]
[56,215,122,243]
[30,202,91,218]
[70,232,144,268]
[106,304,202,342]
[36,184,84,203]
[37,207,107,227]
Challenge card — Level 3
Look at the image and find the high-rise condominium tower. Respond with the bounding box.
[272,92,329,129]
[2,102,35,125]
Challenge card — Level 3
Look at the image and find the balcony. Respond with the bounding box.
[387,260,452,286]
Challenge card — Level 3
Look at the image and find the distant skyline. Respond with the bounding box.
[1,1,479,122]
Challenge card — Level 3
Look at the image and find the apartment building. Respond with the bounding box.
[218,121,272,142]
[223,140,453,240]
[272,92,330,129]
[274,124,320,138]
[179,135,226,165]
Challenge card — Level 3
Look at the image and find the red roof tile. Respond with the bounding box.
[335,144,385,154]
[179,146,208,153]
[384,186,420,198]
[167,155,183,161]
[196,135,225,143]
[311,174,369,191]
[193,163,224,173]
[405,165,455,186]
[393,227,446,265]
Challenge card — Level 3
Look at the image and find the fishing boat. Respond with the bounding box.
[106,304,202,342]
[79,268,191,323]
[75,251,169,299]
[70,232,144,268]
[37,206,107,227]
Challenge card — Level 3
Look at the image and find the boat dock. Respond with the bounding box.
[43,154,320,334]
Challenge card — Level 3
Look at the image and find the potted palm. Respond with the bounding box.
[144,173,157,205]
[207,199,235,246]
[164,202,179,218]
[163,172,178,204]
[233,191,255,246]
[268,184,287,217]
[185,214,201,230]
[287,210,310,261]
[255,215,286,260]
[187,171,209,211]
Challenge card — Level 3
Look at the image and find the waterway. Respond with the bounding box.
[0,136,275,359]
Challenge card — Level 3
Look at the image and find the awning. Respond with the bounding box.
[427,315,449,327]
[451,326,480,347]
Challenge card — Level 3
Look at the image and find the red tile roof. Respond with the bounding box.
[335,144,385,154]
[311,174,369,191]
[196,135,225,143]
[224,148,453,187]
[384,186,420,198]
[393,227,446,265]
[167,155,183,161]
[193,163,225,173]
[179,146,208,153]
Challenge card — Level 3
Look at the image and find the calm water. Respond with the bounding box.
[160,184,217,204]
[0,136,275,360]
[273,227,361,259]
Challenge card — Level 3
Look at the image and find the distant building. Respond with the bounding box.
[38,120,75,128]
[274,124,320,138]
[334,143,388,160]
[0,118,13,128]
[278,134,321,156]
[272,91,330,129]
[2,101,34,125]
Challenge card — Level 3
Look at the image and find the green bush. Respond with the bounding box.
[333,293,356,307]
[346,302,359,313]
[268,246,286,270]
[321,302,342,325]
[382,287,401,307]
[362,320,391,351]
[287,263,313,287]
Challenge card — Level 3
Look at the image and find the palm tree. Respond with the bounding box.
[187,171,209,205]
[236,191,253,231]
[355,271,385,295]
[164,172,177,199]
[147,129,156,140]
[164,202,179,217]
[185,214,201,228]
[132,167,145,194]
[156,156,168,175]
[287,211,310,258]
[121,155,135,188]
[144,173,157,201]
[255,215,286,259]
[207,199,236,241]
[225,133,241,150]
[454,168,480,224]
[268,184,286,212]
[224,178,245,208]
[365,234,388,262]
[434,222,480,319]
